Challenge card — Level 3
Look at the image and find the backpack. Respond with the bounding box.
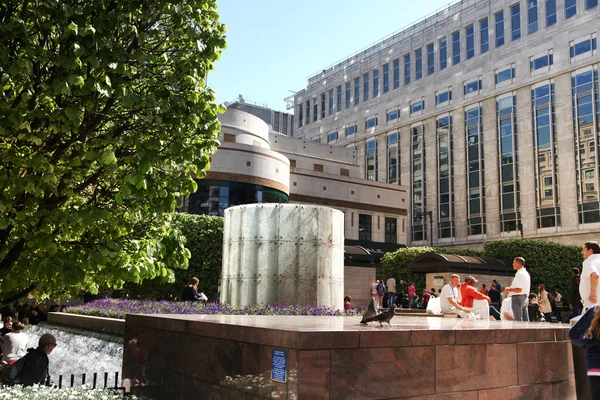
[377,283,385,295]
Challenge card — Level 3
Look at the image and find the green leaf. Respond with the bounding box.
[67,75,85,87]
[99,151,117,165]
[0,217,9,229]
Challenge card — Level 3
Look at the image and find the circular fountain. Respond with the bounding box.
[220,203,344,310]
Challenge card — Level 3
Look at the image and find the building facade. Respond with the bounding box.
[293,0,600,247]
[227,97,295,136]
[182,108,408,248]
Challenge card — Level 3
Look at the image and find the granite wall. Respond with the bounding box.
[122,314,575,399]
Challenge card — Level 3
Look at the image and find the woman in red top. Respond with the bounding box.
[460,276,501,320]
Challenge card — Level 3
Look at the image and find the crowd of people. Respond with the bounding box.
[370,259,569,322]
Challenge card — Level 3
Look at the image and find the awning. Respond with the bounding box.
[408,253,514,276]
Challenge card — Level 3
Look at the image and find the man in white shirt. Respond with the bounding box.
[580,241,600,310]
[440,274,469,316]
[504,257,531,321]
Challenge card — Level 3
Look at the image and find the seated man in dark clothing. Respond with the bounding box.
[3,333,57,386]
[528,293,544,322]
[488,283,502,311]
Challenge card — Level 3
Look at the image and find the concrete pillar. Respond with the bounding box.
[516,87,536,235]
[424,117,438,245]
[452,107,468,240]
[554,73,579,231]
[482,97,501,239]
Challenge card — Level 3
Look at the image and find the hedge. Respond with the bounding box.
[123,213,223,300]
[382,239,582,303]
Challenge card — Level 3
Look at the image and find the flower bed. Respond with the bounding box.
[0,385,134,399]
[65,299,360,319]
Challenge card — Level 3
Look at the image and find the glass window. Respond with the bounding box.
[373,69,379,97]
[497,95,520,232]
[366,140,377,181]
[452,31,460,64]
[587,0,598,8]
[427,43,435,75]
[566,0,577,17]
[344,82,351,109]
[383,64,389,93]
[585,170,595,179]
[464,79,481,95]
[437,115,454,238]
[496,67,513,84]
[436,89,452,105]
[365,116,378,129]
[411,100,424,114]
[411,124,426,242]
[387,109,399,122]
[328,89,333,116]
[313,98,318,122]
[511,3,521,40]
[345,124,357,138]
[385,217,397,243]
[363,72,369,102]
[571,38,595,58]
[466,25,475,59]
[415,48,422,80]
[480,18,489,53]
[359,214,372,241]
[305,100,310,125]
[387,133,399,184]
[328,131,338,144]
[336,86,342,112]
[495,12,505,47]
[546,0,556,25]
[530,54,552,71]
[320,93,325,119]
[440,38,447,69]
[312,136,321,143]
[297,103,303,128]
[393,59,400,89]
[354,78,360,106]
[528,0,538,33]
[404,54,411,84]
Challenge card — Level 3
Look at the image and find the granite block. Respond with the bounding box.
[494,328,536,343]
[214,339,261,384]
[330,347,435,399]
[435,344,518,392]
[359,330,411,347]
[535,328,566,342]
[553,379,576,400]
[411,330,455,346]
[478,383,554,400]
[517,342,570,384]
[399,391,478,400]
[296,331,359,349]
[164,332,216,382]
[455,329,495,344]
[298,350,330,400]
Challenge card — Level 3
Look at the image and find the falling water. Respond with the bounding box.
[22,324,123,387]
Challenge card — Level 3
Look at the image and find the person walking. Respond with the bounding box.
[581,242,600,311]
[376,280,386,309]
[504,257,531,321]
[538,284,552,323]
[386,276,397,308]
[371,280,379,307]
[408,282,416,309]
[569,306,600,399]
[554,289,564,323]
[571,267,583,319]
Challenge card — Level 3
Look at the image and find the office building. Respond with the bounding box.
[293,0,600,247]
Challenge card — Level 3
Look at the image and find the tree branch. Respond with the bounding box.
[0,284,37,307]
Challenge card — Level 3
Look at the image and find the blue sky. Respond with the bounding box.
[208,0,454,113]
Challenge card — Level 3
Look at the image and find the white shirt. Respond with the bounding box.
[1,331,29,362]
[386,278,396,293]
[509,267,530,297]
[580,254,600,308]
[440,283,458,311]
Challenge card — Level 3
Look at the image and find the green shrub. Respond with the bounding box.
[483,239,581,302]
[123,213,223,300]
[382,246,484,291]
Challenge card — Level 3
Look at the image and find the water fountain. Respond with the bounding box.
[220,203,345,310]
[22,324,123,387]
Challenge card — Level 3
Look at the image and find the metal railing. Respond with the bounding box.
[45,371,131,395]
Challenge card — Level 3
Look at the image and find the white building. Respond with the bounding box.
[293,0,600,248]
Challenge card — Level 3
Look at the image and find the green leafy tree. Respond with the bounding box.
[0,0,226,304]
[123,213,223,300]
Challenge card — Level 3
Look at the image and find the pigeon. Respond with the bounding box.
[363,304,396,327]
[360,297,378,325]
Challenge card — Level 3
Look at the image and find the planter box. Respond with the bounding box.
[48,312,125,336]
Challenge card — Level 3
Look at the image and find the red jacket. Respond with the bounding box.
[460,283,490,308]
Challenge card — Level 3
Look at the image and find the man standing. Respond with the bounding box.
[3,333,57,386]
[581,242,600,311]
[440,274,469,316]
[504,257,531,321]
[386,276,397,308]
[570,267,582,318]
